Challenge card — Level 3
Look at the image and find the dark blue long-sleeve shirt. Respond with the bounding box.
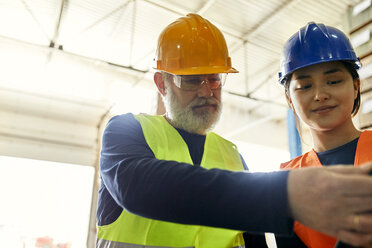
[97,113,293,234]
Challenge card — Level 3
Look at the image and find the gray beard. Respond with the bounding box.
[162,86,221,134]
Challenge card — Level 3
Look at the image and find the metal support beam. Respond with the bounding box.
[243,41,249,93]
[227,91,287,108]
[142,0,241,39]
[51,0,68,46]
[78,1,132,35]
[140,0,283,67]
[129,0,137,66]
[245,61,278,96]
[21,0,51,41]
[240,0,299,40]
[109,0,132,38]
[197,0,216,15]
[0,33,149,76]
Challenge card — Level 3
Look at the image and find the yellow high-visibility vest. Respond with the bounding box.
[97,114,246,248]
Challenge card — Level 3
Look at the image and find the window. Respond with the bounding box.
[234,141,289,172]
[0,156,95,248]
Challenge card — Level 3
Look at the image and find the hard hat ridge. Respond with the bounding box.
[300,23,330,50]
[153,13,238,75]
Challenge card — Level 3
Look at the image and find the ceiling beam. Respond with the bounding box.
[197,0,217,15]
[239,0,300,40]
[141,0,283,61]
[227,91,287,108]
[142,0,242,39]
[20,0,51,41]
[129,0,137,66]
[51,0,68,46]
[0,34,149,76]
[78,1,132,36]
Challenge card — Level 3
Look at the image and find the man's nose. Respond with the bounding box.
[197,81,213,97]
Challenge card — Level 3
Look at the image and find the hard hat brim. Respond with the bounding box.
[155,66,239,75]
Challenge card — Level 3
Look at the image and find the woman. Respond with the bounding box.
[277,22,372,248]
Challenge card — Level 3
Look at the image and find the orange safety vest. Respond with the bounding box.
[281,130,372,248]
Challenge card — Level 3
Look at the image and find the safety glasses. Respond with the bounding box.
[171,73,227,91]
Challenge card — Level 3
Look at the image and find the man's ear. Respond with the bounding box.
[154,72,167,96]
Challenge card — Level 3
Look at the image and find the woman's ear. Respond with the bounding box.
[353,78,360,99]
[285,91,294,111]
[154,72,167,96]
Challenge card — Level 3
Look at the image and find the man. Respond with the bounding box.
[96,14,372,248]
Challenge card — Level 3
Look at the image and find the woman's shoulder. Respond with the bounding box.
[280,155,303,170]
[280,151,315,169]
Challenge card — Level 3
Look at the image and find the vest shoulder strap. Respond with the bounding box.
[355,130,372,166]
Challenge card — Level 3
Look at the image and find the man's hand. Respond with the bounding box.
[287,163,372,247]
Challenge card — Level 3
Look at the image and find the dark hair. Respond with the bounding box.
[341,61,360,116]
[283,61,361,116]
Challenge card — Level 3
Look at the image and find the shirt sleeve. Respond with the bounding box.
[99,113,293,234]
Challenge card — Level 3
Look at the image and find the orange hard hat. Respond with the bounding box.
[153,13,238,75]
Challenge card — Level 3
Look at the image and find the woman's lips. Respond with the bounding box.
[312,105,336,113]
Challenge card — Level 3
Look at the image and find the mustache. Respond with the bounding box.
[190,97,219,107]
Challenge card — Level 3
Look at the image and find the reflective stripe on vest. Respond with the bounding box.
[280,130,372,248]
[97,239,246,248]
[97,114,246,248]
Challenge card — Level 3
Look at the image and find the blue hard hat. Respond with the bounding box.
[278,22,361,84]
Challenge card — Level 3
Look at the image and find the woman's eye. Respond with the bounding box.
[328,80,342,85]
[296,85,311,90]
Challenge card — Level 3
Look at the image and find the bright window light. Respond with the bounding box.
[233,141,288,248]
[109,81,157,115]
[0,156,95,248]
[234,141,290,172]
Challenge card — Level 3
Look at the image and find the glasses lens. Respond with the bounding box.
[205,74,226,89]
[173,74,226,91]
[180,75,203,90]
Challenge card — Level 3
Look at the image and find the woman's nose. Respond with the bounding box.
[313,86,330,102]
